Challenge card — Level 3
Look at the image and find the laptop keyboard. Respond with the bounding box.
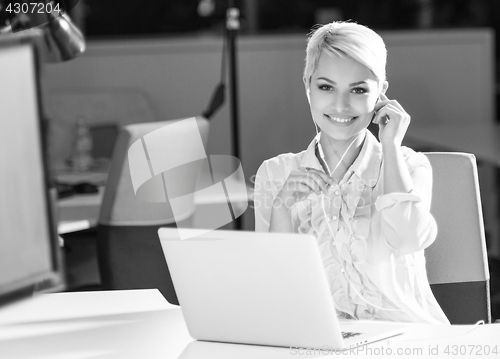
[342,331,362,339]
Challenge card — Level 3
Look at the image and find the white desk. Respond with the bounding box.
[0,290,188,359]
[0,289,498,359]
[56,171,251,234]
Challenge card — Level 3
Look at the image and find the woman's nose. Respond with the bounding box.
[331,93,350,112]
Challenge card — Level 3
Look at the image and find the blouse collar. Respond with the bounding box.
[299,130,382,188]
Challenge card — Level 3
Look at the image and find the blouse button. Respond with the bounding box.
[334,190,340,196]
[332,215,338,221]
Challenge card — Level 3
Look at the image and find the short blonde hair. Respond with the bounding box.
[304,21,387,85]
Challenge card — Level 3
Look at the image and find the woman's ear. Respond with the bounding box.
[303,77,311,104]
[381,81,389,96]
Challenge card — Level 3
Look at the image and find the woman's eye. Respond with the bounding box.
[351,87,368,94]
[318,84,334,91]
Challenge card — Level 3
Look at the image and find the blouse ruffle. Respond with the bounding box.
[294,173,392,319]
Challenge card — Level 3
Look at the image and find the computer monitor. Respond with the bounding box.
[0,36,64,307]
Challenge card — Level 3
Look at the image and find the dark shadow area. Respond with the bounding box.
[60,228,102,292]
[489,257,500,322]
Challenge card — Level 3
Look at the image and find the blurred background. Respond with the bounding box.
[80,0,499,35]
[71,0,500,108]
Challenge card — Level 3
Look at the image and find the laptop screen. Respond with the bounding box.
[0,38,63,306]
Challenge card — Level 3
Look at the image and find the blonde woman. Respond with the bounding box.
[254,21,449,324]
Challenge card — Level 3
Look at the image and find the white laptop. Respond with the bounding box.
[158,228,407,350]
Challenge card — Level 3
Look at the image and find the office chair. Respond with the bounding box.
[96,116,210,305]
[424,152,491,324]
[89,123,119,161]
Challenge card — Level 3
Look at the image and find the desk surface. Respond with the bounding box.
[0,289,498,359]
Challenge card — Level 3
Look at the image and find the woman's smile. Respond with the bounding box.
[324,114,358,125]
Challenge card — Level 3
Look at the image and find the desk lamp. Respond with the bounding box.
[0,0,85,62]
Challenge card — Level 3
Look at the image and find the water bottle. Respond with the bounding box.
[72,116,93,172]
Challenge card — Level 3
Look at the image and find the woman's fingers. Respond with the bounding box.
[278,167,331,202]
[376,104,410,125]
[297,166,333,194]
[291,176,322,195]
[298,166,333,183]
[372,95,411,146]
[373,93,405,116]
[373,103,403,125]
[293,182,317,202]
[275,165,334,211]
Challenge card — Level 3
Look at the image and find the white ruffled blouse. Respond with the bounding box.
[254,131,450,324]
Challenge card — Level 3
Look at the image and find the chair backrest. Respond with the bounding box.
[89,123,119,160]
[96,116,210,304]
[424,152,491,324]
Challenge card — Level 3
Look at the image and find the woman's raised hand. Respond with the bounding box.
[372,93,411,147]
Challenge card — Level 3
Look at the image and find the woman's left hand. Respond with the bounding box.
[372,93,411,147]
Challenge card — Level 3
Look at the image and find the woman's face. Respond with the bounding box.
[305,52,386,141]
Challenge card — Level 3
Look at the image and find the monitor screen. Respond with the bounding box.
[0,38,64,306]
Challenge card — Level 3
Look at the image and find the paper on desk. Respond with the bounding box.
[0,289,173,326]
[57,220,91,234]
